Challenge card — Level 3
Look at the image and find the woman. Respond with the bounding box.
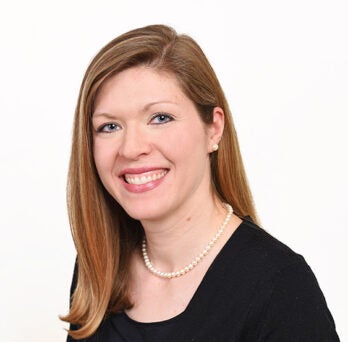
[61,25,340,341]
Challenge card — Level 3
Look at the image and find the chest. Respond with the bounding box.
[126,271,206,322]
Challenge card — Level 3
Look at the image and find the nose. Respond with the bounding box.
[118,125,152,160]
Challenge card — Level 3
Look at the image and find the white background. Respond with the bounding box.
[0,0,347,341]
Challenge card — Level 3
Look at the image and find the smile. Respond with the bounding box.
[124,170,168,185]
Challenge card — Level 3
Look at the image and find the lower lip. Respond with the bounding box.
[121,172,168,193]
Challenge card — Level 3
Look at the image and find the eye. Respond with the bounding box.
[150,112,174,125]
[97,123,121,133]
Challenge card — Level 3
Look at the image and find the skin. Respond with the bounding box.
[92,66,242,321]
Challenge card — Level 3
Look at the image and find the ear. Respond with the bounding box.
[207,107,224,153]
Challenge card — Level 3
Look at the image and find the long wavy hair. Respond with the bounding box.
[61,24,258,339]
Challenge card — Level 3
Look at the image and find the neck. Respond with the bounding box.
[139,198,227,273]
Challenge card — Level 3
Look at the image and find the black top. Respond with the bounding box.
[67,219,340,341]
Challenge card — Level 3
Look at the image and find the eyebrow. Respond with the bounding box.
[92,100,178,118]
[142,100,178,111]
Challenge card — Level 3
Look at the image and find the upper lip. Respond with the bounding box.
[118,167,169,177]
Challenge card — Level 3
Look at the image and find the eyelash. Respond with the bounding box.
[97,122,120,133]
[95,112,174,133]
[150,112,174,125]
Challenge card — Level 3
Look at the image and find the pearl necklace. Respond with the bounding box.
[141,203,233,279]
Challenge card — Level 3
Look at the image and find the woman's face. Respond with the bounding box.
[92,66,222,223]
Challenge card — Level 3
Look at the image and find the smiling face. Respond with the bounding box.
[92,66,223,223]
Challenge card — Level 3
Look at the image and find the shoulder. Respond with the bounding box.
[216,219,339,340]
[221,219,306,278]
[205,218,312,309]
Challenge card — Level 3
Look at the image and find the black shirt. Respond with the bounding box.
[67,219,340,341]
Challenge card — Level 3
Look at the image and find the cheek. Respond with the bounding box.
[162,130,210,174]
[93,140,116,174]
[167,127,208,155]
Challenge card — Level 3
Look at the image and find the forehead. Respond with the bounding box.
[93,66,189,112]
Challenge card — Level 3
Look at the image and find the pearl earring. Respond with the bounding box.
[212,144,219,151]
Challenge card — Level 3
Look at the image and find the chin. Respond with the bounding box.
[121,201,168,223]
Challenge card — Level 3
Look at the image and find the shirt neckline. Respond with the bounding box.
[118,219,250,327]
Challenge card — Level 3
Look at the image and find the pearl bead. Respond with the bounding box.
[142,203,233,279]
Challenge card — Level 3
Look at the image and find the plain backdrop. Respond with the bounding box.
[0,0,347,341]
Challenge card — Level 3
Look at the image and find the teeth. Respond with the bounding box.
[125,170,167,185]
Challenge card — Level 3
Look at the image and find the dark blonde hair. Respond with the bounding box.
[61,24,258,339]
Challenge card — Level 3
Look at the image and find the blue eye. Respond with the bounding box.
[98,123,120,133]
[150,113,173,125]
